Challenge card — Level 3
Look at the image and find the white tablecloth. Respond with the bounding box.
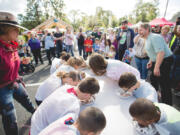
[80,69,136,135]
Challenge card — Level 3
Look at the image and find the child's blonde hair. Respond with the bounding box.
[66,57,84,68]
[56,71,81,81]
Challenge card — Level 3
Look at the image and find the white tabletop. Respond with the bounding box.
[80,69,136,135]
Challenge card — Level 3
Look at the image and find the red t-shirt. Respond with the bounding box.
[84,39,93,52]
[0,41,20,88]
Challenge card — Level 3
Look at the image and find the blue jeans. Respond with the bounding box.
[78,44,86,59]
[0,83,35,135]
[135,57,149,79]
[66,45,74,56]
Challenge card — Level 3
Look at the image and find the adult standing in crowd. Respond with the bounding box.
[153,25,161,34]
[54,26,63,58]
[28,34,43,66]
[91,26,101,43]
[0,11,35,135]
[139,23,173,105]
[134,34,149,79]
[117,20,135,60]
[44,31,55,65]
[65,27,74,56]
[108,29,115,43]
[77,27,85,58]
[161,25,171,44]
[169,17,180,55]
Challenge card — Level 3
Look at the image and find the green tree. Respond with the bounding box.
[68,10,81,30]
[111,15,119,28]
[49,0,65,19]
[95,7,114,28]
[18,0,45,30]
[18,0,67,30]
[133,0,159,23]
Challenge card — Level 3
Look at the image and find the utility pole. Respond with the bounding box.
[164,0,169,18]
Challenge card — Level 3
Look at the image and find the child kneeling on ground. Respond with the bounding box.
[129,98,180,135]
[39,107,106,135]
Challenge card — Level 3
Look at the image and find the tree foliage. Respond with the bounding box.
[18,0,66,30]
[18,0,160,31]
[133,0,159,23]
[18,0,45,30]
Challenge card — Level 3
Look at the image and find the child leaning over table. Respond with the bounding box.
[89,53,140,81]
[30,77,100,135]
[129,98,180,135]
[39,107,106,135]
[35,71,85,105]
[118,72,158,102]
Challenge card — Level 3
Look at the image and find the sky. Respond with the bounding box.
[0,0,180,21]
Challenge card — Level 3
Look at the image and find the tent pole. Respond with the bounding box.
[164,0,169,18]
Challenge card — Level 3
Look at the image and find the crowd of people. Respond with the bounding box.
[0,11,180,135]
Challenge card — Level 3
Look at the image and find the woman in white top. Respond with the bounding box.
[44,32,55,65]
[99,33,106,54]
[89,53,140,81]
[65,28,74,56]
[35,71,83,105]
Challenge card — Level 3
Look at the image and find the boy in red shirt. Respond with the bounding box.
[84,35,93,59]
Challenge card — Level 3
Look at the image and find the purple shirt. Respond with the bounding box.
[112,40,118,50]
[28,38,41,50]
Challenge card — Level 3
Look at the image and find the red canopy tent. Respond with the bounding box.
[128,22,133,26]
[149,18,175,27]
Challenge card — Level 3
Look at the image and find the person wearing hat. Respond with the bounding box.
[0,11,35,135]
[117,20,135,61]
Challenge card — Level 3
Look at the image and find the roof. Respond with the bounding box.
[33,18,72,31]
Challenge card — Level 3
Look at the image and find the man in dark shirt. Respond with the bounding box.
[153,25,161,34]
[117,20,135,61]
[54,27,63,58]
[91,27,101,43]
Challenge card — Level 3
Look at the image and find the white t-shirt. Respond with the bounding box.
[45,36,54,49]
[39,114,80,135]
[35,73,62,101]
[31,85,80,135]
[106,59,140,81]
[50,58,63,74]
[55,64,76,74]
[65,33,74,45]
